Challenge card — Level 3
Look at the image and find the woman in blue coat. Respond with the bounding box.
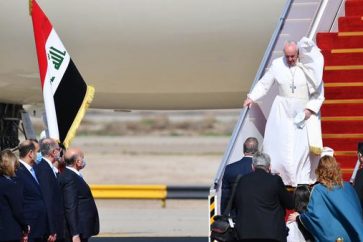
[0,149,29,242]
[289,155,363,242]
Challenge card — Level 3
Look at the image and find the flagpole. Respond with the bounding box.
[29,0,33,16]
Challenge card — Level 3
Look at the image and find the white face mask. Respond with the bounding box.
[81,159,86,169]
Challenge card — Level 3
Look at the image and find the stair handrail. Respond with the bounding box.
[211,0,294,190]
[327,0,345,33]
[308,0,345,39]
[308,0,329,39]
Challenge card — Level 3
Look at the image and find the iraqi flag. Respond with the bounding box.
[30,0,94,148]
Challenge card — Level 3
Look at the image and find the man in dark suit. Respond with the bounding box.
[232,152,294,242]
[16,140,48,242]
[354,142,363,209]
[58,148,99,242]
[34,138,64,242]
[221,137,258,214]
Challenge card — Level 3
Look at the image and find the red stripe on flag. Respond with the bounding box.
[31,0,52,88]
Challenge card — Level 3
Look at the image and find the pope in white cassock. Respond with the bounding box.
[244,37,325,186]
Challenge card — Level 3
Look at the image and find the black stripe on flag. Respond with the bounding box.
[54,59,87,143]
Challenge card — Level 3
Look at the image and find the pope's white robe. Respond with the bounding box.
[287,221,305,242]
[248,57,324,186]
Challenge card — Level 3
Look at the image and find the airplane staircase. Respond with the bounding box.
[208,1,359,240]
[317,0,363,180]
[209,0,347,232]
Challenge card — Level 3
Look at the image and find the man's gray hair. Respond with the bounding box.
[252,151,271,169]
[283,40,298,53]
[40,138,57,156]
[284,40,297,46]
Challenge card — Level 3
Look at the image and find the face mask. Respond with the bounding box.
[36,152,42,164]
[81,159,86,169]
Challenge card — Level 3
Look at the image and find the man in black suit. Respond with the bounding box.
[58,148,99,242]
[16,140,48,242]
[34,138,64,242]
[232,152,294,242]
[354,142,363,209]
[221,137,258,214]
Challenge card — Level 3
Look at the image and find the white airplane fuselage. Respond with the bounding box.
[0,0,285,110]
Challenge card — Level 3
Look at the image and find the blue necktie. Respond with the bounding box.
[30,167,39,184]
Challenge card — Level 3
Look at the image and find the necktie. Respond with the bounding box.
[30,167,39,184]
[52,167,58,178]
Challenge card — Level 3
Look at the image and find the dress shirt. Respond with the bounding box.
[19,159,39,184]
[66,166,82,177]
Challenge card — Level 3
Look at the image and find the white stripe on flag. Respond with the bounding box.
[45,29,70,94]
[43,28,71,141]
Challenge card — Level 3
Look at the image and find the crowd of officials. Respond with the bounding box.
[0,138,99,242]
[221,138,363,242]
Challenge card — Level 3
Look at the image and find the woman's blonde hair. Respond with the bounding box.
[0,149,18,177]
[315,155,343,190]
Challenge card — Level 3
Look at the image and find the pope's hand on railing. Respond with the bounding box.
[243,98,254,108]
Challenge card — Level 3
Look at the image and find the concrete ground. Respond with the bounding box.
[71,136,231,237]
[95,199,208,237]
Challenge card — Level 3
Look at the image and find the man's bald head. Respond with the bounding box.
[18,140,40,165]
[243,137,259,155]
[19,140,35,158]
[283,41,299,66]
[64,147,84,168]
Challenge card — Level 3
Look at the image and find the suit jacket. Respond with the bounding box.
[354,168,363,209]
[0,175,27,241]
[15,163,48,239]
[232,169,293,242]
[58,168,99,239]
[34,159,65,239]
[221,156,253,214]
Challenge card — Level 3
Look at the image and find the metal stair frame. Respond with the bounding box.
[209,0,345,219]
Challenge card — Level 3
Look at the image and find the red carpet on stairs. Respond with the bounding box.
[317,0,363,180]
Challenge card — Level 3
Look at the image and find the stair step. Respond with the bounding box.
[346,0,363,17]
[322,118,363,134]
[322,137,362,151]
[324,83,363,99]
[343,172,353,181]
[321,101,363,116]
[323,133,363,139]
[322,50,363,65]
[325,65,363,71]
[339,16,363,32]
[317,32,363,49]
[323,69,363,83]
[336,156,357,168]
